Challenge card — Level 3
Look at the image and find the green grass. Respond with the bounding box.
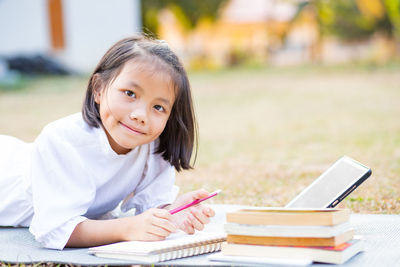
[1,65,399,213]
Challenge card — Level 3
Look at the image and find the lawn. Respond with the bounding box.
[1,64,399,213]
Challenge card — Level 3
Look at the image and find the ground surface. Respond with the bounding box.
[1,64,399,213]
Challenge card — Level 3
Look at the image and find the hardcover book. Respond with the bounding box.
[227,229,354,247]
[221,238,364,264]
[224,222,353,238]
[226,208,350,226]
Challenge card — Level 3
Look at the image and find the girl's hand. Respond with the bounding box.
[168,189,216,234]
[122,208,177,241]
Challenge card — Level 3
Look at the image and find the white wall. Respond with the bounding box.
[62,0,142,73]
[0,0,49,55]
[0,0,141,73]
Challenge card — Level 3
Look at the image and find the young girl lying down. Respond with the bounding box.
[0,36,214,250]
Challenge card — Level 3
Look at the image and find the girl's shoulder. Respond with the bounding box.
[38,113,96,145]
[44,113,85,129]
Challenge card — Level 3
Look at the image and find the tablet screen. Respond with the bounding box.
[286,157,371,208]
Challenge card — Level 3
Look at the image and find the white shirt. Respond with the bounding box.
[0,113,179,249]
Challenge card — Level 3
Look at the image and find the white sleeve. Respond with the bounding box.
[28,127,96,250]
[121,150,179,215]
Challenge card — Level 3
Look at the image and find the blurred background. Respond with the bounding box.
[1,0,400,73]
[0,0,399,213]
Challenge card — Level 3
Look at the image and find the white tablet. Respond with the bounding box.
[286,156,371,208]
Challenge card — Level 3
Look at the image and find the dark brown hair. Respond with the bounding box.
[82,36,197,171]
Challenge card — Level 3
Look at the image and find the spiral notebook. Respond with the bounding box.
[88,231,227,263]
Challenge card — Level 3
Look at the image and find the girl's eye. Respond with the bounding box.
[154,105,165,112]
[124,90,136,98]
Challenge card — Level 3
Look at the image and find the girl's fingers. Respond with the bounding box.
[203,206,215,217]
[153,210,177,233]
[186,205,216,232]
[148,223,172,238]
[190,206,210,225]
[144,231,167,241]
[152,218,177,234]
[184,210,204,231]
[154,208,174,221]
[143,209,177,238]
[192,189,209,200]
[184,219,195,234]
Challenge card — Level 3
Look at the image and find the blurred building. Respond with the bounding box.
[0,0,141,73]
[157,0,397,68]
[158,0,318,68]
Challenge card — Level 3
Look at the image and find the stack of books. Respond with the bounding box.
[213,208,363,265]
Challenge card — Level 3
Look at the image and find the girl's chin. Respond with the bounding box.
[111,141,133,154]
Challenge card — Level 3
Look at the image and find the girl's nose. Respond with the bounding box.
[129,106,147,124]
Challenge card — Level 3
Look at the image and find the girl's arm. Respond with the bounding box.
[66,208,177,247]
[67,190,215,247]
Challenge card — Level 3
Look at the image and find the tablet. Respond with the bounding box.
[285,156,371,208]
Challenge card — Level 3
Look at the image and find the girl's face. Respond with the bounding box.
[95,59,175,154]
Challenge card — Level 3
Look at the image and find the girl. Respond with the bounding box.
[0,36,215,250]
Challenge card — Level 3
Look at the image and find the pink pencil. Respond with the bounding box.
[169,190,222,215]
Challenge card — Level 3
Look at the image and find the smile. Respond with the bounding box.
[120,122,145,135]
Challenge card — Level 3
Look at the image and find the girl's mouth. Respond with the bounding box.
[120,122,145,135]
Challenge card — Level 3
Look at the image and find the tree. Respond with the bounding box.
[141,0,228,36]
[383,0,400,43]
[295,0,397,42]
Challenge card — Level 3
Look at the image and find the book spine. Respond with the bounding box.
[224,222,353,237]
[226,229,354,247]
[226,211,349,226]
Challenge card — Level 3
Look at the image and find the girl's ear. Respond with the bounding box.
[93,74,103,104]
[94,89,101,104]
